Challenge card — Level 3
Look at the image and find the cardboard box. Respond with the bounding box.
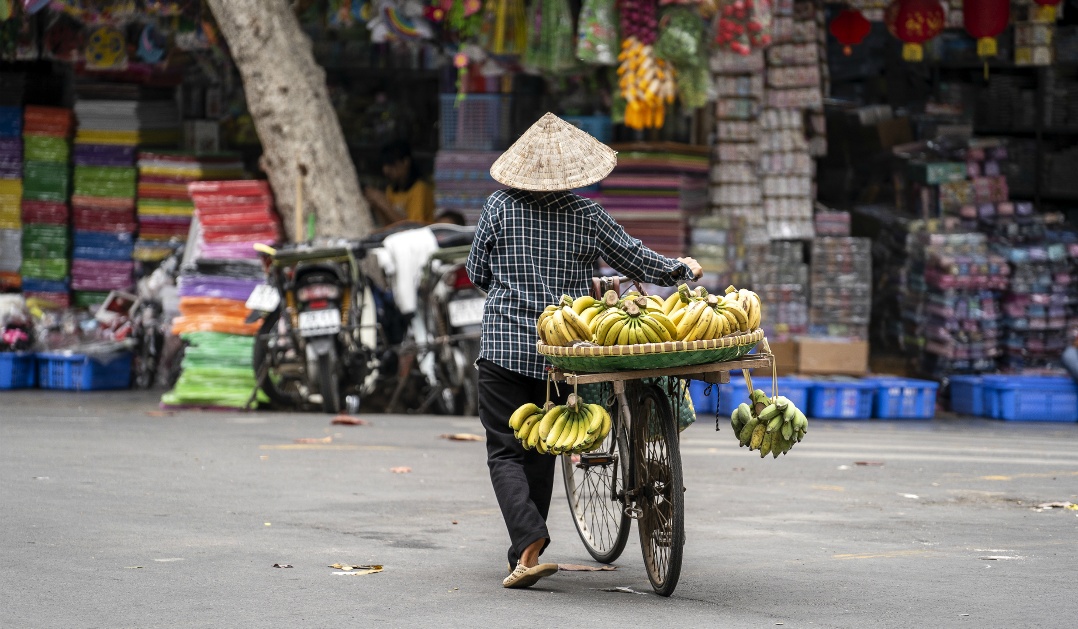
[796,337,869,376]
[767,340,798,376]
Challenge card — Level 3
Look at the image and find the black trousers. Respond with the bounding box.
[477,359,568,567]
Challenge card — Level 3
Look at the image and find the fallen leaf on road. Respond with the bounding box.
[559,564,616,572]
[273,563,293,568]
[440,433,484,442]
[899,493,919,499]
[598,586,645,595]
[854,461,884,466]
[294,436,332,444]
[331,415,369,426]
[329,563,383,576]
[390,466,412,474]
[146,410,175,417]
[451,520,458,525]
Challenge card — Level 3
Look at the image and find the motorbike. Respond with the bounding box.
[247,240,377,414]
[417,225,482,415]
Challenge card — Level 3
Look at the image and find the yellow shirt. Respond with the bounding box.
[386,179,435,224]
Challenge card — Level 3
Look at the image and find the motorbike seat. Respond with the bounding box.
[430,224,475,249]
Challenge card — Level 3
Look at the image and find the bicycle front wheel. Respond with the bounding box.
[562,397,631,564]
[632,383,685,597]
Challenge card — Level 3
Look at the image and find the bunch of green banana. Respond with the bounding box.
[590,296,677,345]
[509,394,611,455]
[536,295,592,346]
[730,390,808,458]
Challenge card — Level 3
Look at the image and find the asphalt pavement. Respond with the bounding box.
[2,391,1076,629]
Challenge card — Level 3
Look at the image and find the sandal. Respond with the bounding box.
[502,562,558,589]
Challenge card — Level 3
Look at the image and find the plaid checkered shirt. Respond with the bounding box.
[466,189,694,380]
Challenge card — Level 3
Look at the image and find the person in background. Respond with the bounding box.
[364,140,435,226]
[465,113,702,590]
[1063,336,1078,383]
[434,210,467,226]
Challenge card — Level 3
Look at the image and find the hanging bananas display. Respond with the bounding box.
[536,284,764,347]
[731,388,809,458]
[617,37,676,130]
[509,394,612,455]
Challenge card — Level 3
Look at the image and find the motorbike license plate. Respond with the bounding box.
[447,298,485,327]
[245,284,280,312]
[298,308,341,336]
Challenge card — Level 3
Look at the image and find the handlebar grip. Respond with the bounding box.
[253,243,277,256]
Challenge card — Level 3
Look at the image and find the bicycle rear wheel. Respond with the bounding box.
[562,395,631,564]
[632,383,685,597]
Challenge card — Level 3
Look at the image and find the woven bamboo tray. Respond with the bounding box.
[537,329,764,372]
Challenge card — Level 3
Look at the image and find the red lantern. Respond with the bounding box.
[830,9,872,56]
[1032,0,1062,23]
[963,0,1009,58]
[885,0,946,62]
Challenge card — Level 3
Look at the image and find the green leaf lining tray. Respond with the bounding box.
[538,329,764,373]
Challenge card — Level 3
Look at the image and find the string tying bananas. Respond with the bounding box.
[731,389,808,458]
[509,394,611,455]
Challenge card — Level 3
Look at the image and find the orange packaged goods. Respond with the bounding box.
[170,314,261,336]
[22,106,74,137]
[178,297,254,319]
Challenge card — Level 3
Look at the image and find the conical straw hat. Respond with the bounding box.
[489,112,617,191]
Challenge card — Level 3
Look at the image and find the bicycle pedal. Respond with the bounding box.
[577,453,615,468]
[624,506,643,520]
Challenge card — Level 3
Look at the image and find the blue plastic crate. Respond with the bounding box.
[0,352,36,389]
[36,352,131,391]
[688,380,717,414]
[808,379,875,419]
[949,375,983,416]
[868,377,939,419]
[983,376,1078,422]
[715,375,814,417]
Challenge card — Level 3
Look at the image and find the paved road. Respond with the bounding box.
[2,391,1076,628]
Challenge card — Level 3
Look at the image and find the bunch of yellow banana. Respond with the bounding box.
[731,389,808,458]
[589,295,677,346]
[723,285,763,331]
[617,37,675,130]
[536,295,592,346]
[509,394,611,455]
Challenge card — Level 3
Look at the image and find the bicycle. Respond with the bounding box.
[548,276,773,596]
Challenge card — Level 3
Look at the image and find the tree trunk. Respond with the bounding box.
[206,0,372,241]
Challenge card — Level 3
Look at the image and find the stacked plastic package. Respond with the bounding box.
[688,214,769,291]
[901,229,1007,378]
[755,241,809,342]
[993,216,1076,371]
[71,97,143,307]
[135,151,244,262]
[162,180,279,409]
[809,237,871,339]
[0,81,21,291]
[432,151,502,225]
[21,106,73,308]
[592,147,709,260]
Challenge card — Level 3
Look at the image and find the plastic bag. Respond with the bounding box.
[713,0,773,55]
[576,0,619,65]
[655,7,709,108]
[523,0,577,73]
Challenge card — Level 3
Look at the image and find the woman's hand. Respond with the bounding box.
[678,257,703,280]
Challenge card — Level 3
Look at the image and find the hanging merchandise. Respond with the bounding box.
[885,0,945,62]
[713,0,773,56]
[620,0,659,45]
[618,38,675,129]
[829,8,871,56]
[136,23,168,64]
[654,7,709,109]
[576,0,620,65]
[523,0,577,73]
[42,14,84,63]
[444,0,485,41]
[1031,0,1062,23]
[480,0,528,56]
[84,26,127,70]
[963,0,1009,59]
[21,0,48,14]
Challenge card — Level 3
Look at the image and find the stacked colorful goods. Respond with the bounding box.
[20,106,73,308]
[901,229,1007,378]
[162,180,279,409]
[688,214,770,290]
[135,151,244,262]
[592,146,709,260]
[810,237,871,340]
[754,241,809,342]
[992,215,1076,371]
[72,97,144,307]
[432,150,502,225]
[709,49,766,232]
[0,101,21,291]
